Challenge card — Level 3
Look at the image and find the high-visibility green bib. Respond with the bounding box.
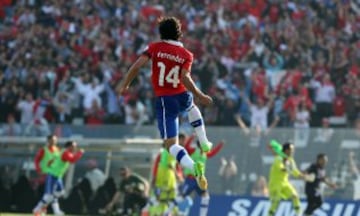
[40,146,60,174]
[47,150,70,178]
[159,149,176,169]
[184,149,207,176]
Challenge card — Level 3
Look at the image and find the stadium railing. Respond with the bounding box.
[0,136,163,194]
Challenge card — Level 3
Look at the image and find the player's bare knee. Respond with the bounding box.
[164,138,177,150]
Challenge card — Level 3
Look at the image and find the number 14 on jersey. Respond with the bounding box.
[157,62,180,88]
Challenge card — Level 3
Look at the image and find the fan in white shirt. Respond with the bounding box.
[294,102,310,128]
[244,94,274,130]
[293,102,311,147]
[16,93,35,125]
[124,98,148,126]
[312,74,335,103]
[236,93,279,134]
[250,101,269,130]
[74,76,104,110]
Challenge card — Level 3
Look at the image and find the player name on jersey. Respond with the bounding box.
[157,51,185,64]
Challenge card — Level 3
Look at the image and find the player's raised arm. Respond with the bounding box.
[117,55,150,94]
[181,68,213,106]
[234,114,250,134]
[62,148,84,163]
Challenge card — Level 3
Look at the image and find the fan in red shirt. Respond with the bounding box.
[312,58,329,81]
[333,94,346,116]
[283,90,312,121]
[251,68,268,100]
[247,0,266,19]
[0,0,11,19]
[85,100,106,125]
[140,5,164,22]
[277,70,303,94]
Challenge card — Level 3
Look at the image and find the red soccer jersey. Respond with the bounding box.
[333,96,345,116]
[143,40,193,97]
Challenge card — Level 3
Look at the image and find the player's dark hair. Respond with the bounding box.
[158,17,182,41]
[282,142,293,152]
[317,153,326,160]
[47,134,55,141]
[64,141,74,148]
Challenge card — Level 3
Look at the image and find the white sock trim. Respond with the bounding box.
[188,105,209,144]
[169,144,194,170]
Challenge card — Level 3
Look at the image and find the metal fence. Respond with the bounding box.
[0,125,359,201]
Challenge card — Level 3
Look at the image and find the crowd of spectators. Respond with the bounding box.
[0,0,359,131]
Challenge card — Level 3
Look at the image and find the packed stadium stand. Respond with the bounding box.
[0,0,359,129]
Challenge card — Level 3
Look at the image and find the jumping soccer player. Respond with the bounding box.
[33,141,84,216]
[304,154,336,216]
[181,139,224,216]
[268,142,305,216]
[117,16,213,190]
[34,135,63,215]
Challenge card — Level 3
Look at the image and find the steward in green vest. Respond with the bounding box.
[34,135,60,174]
[33,140,84,216]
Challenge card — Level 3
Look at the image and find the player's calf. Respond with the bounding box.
[291,194,301,216]
[268,196,280,216]
[165,138,195,171]
[188,105,212,152]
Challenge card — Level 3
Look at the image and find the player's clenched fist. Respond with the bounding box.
[198,94,213,106]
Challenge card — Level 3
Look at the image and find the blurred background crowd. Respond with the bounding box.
[0,0,359,135]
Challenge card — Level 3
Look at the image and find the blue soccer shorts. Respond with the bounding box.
[45,174,64,195]
[181,176,206,196]
[156,91,193,139]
